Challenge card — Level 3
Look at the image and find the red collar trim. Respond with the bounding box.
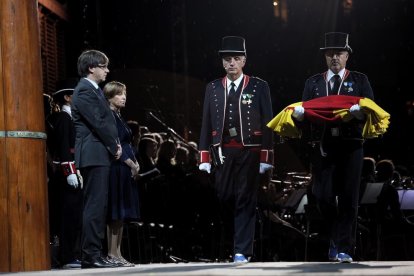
[221,75,250,90]
[323,69,350,81]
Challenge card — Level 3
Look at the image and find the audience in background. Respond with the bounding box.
[375,159,403,223]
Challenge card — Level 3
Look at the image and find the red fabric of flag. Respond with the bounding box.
[302,95,361,124]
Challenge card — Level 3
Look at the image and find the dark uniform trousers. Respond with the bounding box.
[80,166,110,261]
[311,137,363,254]
[56,172,83,263]
[215,145,260,256]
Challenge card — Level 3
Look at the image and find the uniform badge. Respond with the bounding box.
[229,127,237,137]
[242,93,254,104]
[344,82,353,92]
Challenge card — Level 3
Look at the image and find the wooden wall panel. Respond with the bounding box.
[0,0,50,272]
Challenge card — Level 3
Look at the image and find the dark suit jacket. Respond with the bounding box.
[301,70,374,140]
[71,78,119,168]
[199,75,274,164]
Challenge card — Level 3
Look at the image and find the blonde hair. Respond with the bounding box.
[103,81,126,99]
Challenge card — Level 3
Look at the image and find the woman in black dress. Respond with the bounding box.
[104,81,140,266]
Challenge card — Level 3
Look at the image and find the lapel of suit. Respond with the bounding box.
[82,78,107,103]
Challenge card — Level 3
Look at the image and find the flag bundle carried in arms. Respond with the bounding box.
[267,95,390,139]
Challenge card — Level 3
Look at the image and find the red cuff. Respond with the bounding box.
[199,151,210,164]
[260,149,274,164]
[61,161,76,176]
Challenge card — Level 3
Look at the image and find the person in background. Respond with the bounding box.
[47,80,83,269]
[127,120,141,155]
[156,139,178,177]
[136,136,160,222]
[375,159,403,223]
[104,81,140,267]
[44,92,60,260]
[292,32,375,263]
[187,141,200,170]
[360,157,377,202]
[72,50,122,269]
[175,146,190,172]
[198,36,274,263]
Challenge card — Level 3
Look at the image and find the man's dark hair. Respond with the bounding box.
[77,49,109,77]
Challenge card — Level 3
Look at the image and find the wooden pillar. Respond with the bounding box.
[0,0,50,272]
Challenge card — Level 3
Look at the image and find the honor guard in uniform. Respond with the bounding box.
[198,36,274,263]
[47,80,83,268]
[292,32,375,263]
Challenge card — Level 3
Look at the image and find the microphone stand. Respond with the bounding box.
[148,112,197,152]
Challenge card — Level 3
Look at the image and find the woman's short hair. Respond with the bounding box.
[103,81,126,99]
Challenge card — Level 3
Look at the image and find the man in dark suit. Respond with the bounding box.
[293,32,375,263]
[71,50,122,268]
[198,36,274,263]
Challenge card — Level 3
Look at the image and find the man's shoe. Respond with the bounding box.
[328,245,338,261]
[81,257,119,268]
[233,253,248,263]
[337,253,353,263]
[62,259,81,269]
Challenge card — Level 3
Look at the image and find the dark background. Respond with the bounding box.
[62,0,414,172]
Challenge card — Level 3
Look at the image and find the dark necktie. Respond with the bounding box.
[97,87,106,101]
[229,82,236,95]
[331,75,341,95]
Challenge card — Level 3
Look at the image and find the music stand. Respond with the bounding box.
[397,189,414,210]
[360,182,384,204]
[295,194,308,214]
[284,189,307,210]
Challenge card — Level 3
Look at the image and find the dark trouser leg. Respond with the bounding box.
[311,141,363,255]
[234,149,259,256]
[311,145,338,241]
[80,166,110,261]
[336,143,363,254]
[215,147,260,257]
[60,177,83,264]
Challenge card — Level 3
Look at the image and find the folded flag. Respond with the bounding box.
[267,95,390,139]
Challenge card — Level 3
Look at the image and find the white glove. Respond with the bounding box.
[259,163,273,174]
[349,104,364,120]
[67,174,79,188]
[292,106,305,121]
[199,163,211,174]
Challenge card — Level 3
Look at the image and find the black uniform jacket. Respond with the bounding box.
[47,110,75,163]
[71,78,119,168]
[301,69,374,141]
[199,75,274,164]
